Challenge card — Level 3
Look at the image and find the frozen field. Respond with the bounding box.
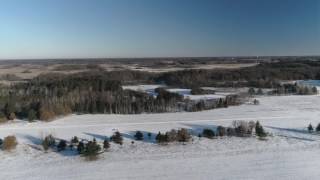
[1,95,320,180]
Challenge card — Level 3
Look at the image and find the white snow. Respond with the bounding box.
[1,95,320,179]
[122,84,164,97]
[122,84,164,92]
[122,85,228,100]
[167,88,226,100]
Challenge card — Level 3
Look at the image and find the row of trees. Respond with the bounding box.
[199,121,266,139]
[248,84,318,96]
[307,123,320,132]
[190,87,216,95]
[155,121,267,144]
[272,84,317,95]
[1,121,267,160]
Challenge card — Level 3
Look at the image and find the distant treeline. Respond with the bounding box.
[156,60,320,88]
[33,60,320,88]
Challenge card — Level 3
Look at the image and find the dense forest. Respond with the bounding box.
[0,73,240,122]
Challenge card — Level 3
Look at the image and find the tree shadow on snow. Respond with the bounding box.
[54,148,79,157]
[266,126,317,142]
[182,123,219,136]
[83,132,109,140]
[22,134,79,156]
[123,131,158,144]
[23,134,42,145]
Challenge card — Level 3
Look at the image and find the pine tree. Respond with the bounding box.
[83,140,101,160]
[42,135,55,151]
[103,139,110,150]
[257,88,263,95]
[71,136,79,144]
[255,121,267,138]
[202,129,215,139]
[312,87,318,94]
[155,132,161,142]
[27,109,37,122]
[308,123,314,132]
[77,141,85,154]
[248,87,256,96]
[57,140,67,151]
[111,131,123,145]
[134,131,144,141]
[316,123,320,132]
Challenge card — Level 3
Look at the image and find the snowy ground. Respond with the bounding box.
[122,84,242,100]
[1,95,320,180]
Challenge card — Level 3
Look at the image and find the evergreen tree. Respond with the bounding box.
[71,136,79,144]
[308,123,314,132]
[111,131,123,145]
[134,131,144,141]
[248,88,256,96]
[257,88,263,95]
[312,87,318,94]
[77,141,85,154]
[316,123,320,132]
[103,139,110,150]
[83,140,101,160]
[27,109,37,122]
[57,140,67,151]
[202,129,215,139]
[155,131,169,144]
[255,121,267,138]
[42,135,55,151]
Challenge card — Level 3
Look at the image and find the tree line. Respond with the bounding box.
[0,73,239,121]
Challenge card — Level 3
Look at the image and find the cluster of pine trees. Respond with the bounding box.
[199,121,267,139]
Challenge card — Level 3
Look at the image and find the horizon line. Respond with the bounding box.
[0,55,319,61]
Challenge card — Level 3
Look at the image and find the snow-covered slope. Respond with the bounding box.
[1,95,320,180]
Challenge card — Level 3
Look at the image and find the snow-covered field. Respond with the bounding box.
[1,95,320,180]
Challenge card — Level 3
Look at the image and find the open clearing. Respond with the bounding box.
[1,95,320,180]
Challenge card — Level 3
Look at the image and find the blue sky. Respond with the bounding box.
[0,0,319,59]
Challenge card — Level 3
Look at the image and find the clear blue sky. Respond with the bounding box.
[0,0,319,59]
